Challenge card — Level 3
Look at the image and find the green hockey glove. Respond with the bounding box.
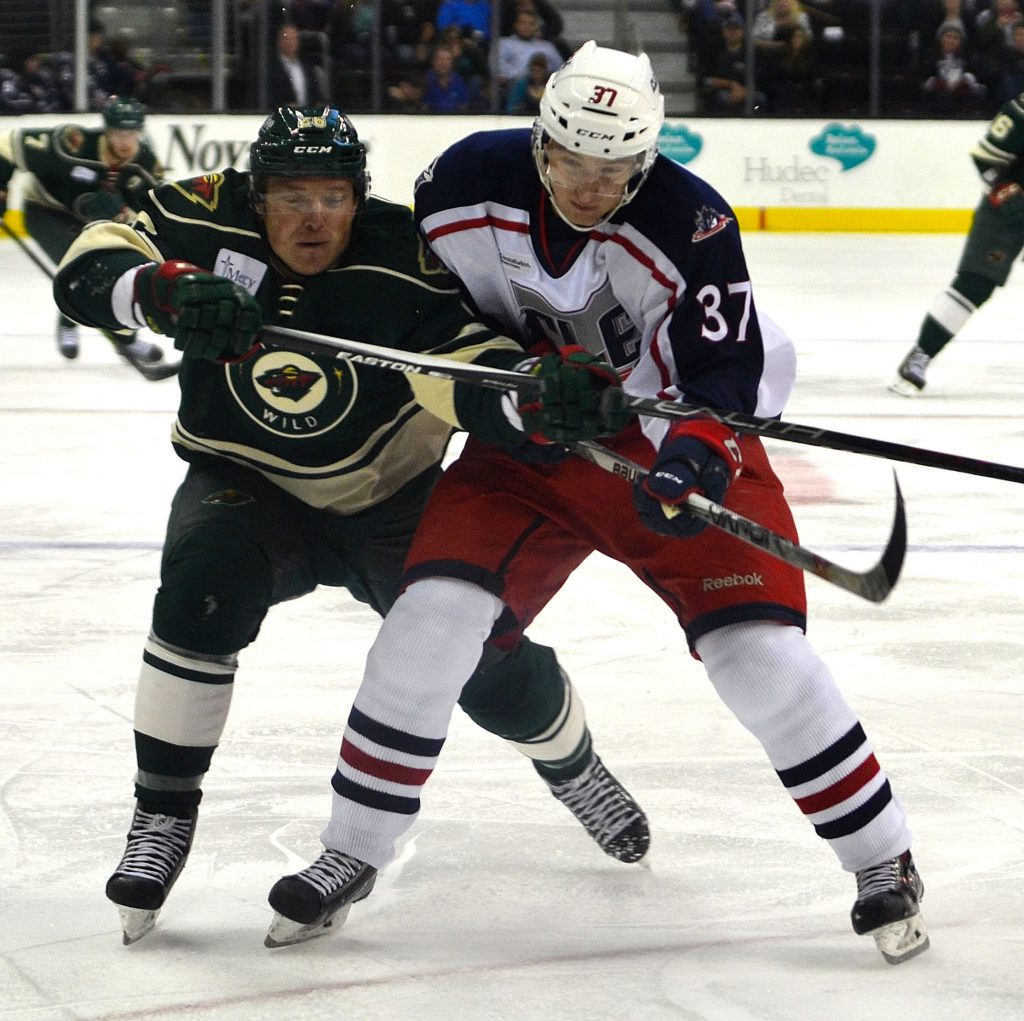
[134,261,263,362]
[72,190,124,223]
[987,181,1024,231]
[517,345,628,443]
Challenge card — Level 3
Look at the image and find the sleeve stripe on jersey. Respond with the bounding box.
[425,214,530,242]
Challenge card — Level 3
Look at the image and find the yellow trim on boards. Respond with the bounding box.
[0,208,974,238]
[733,207,974,233]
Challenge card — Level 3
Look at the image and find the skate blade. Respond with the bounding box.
[887,376,923,397]
[117,906,159,945]
[264,903,352,949]
[871,911,930,965]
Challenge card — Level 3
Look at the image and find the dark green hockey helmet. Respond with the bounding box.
[249,105,369,208]
[102,95,146,131]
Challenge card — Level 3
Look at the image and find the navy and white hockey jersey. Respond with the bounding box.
[414,128,796,447]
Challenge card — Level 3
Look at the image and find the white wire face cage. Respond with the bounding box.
[532,41,665,229]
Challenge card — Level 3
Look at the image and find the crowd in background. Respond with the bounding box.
[2,0,1024,118]
[688,0,1024,117]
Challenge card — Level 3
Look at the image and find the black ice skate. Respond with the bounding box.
[851,850,930,964]
[117,334,164,364]
[265,849,377,948]
[889,345,930,397]
[105,804,197,945]
[542,754,650,863]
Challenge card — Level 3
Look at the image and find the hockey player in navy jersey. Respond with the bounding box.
[52,104,649,946]
[267,45,929,964]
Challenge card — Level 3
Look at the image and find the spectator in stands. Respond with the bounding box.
[501,0,573,60]
[422,42,471,110]
[497,8,564,92]
[973,0,1024,86]
[995,19,1024,100]
[382,0,440,67]
[0,50,64,114]
[269,23,327,106]
[438,23,490,103]
[701,13,767,114]
[766,23,822,113]
[436,0,493,45]
[922,20,988,113]
[752,0,812,55]
[687,0,746,87]
[504,50,552,113]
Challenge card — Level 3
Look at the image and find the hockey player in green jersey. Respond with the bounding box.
[0,94,168,366]
[52,105,648,946]
[891,91,1024,395]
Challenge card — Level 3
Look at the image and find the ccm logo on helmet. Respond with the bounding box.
[294,145,334,154]
[576,129,615,140]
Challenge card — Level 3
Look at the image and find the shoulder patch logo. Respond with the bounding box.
[692,205,732,242]
[214,249,267,295]
[172,173,225,211]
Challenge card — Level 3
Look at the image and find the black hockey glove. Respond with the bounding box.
[516,345,629,444]
[134,261,263,362]
[633,418,743,538]
[987,180,1024,232]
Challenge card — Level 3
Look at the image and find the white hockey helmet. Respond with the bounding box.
[533,41,664,226]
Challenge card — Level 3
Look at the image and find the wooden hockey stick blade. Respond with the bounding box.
[569,441,906,603]
[261,324,1024,485]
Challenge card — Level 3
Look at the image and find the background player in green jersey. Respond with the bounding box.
[0,95,167,365]
[892,92,1024,395]
[52,104,647,946]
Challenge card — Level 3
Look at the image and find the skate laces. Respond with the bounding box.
[855,853,917,901]
[295,849,365,898]
[549,757,641,845]
[117,810,193,882]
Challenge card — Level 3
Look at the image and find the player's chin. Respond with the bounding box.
[285,243,334,274]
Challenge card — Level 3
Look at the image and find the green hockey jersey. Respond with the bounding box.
[55,168,527,515]
[970,93,1024,189]
[0,123,163,215]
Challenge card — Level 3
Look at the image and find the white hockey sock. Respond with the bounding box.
[695,622,911,872]
[132,633,237,793]
[928,287,975,336]
[321,578,505,867]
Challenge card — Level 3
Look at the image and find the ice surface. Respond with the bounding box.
[2,231,1022,1020]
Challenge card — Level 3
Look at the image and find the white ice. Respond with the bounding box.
[2,231,1022,1021]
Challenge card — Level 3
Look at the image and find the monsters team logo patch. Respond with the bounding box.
[227,350,358,438]
[692,205,733,242]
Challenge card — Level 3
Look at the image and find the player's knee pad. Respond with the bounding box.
[459,639,575,744]
[950,271,997,309]
[153,525,274,655]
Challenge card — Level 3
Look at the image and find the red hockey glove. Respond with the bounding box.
[633,417,743,538]
[134,261,263,362]
[987,180,1024,231]
[516,345,628,444]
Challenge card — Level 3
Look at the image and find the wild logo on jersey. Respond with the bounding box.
[226,350,359,438]
[172,173,225,212]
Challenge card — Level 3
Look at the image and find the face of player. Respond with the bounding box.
[542,141,641,228]
[262,176,358,276]
[105,128,142,163]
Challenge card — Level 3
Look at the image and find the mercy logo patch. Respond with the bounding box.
[227,349,358,438]
[214,248,267,295]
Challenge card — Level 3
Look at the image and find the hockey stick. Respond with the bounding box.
[0,217,179,382]
[568,440,905,604]
[261,324,1024,485]
[261,326,905,602]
